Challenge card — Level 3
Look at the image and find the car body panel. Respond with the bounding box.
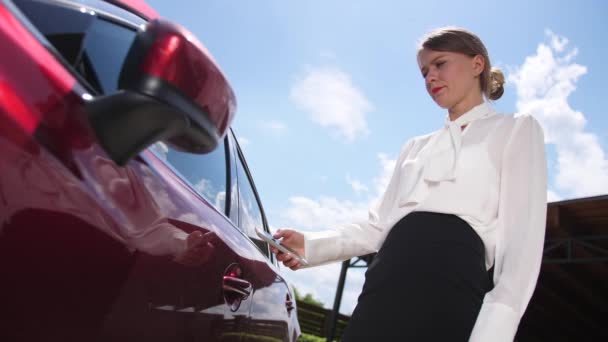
[0,0,300,341]
[108,0,158,19]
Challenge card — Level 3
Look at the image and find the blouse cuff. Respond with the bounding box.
[302,230,342,267]
[469,302,520,342]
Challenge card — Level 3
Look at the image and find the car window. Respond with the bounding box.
[150,139,228,215]
[227,135,240,225]
[14,0,137,94]
[235,151,270,258]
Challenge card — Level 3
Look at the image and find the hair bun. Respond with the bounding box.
[489,67,505,100]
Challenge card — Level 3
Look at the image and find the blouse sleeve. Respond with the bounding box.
[301,138,416,267]
[469,114,548,341]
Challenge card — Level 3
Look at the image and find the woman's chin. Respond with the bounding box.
[433,99,451,109]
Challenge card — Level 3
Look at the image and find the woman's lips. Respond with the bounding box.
[431,86,444,94]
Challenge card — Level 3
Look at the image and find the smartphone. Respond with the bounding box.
[255,227,309,266]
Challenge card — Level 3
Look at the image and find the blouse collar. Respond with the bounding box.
[424,101,496,182]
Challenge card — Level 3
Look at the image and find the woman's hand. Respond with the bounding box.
[271,229,305,270]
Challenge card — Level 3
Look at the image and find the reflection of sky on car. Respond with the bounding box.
[193,178,226,210]
[239,192,260,236]
[153,303,244,320]
[230,182,238,221]
[151,142,226,213]
[136,150,257,260]
[150,142,169,161]
[239,185,270,254]
[250,284,290,321]
[236,157,268,252]
[0,144,113,239]
[147,142,270,262]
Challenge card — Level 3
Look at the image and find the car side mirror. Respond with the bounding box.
[87,18,236,166]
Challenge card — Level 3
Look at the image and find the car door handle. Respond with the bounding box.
[223,276,252,299]
[285,299,294,312]
[285,293,295,314]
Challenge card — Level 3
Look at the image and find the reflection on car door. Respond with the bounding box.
[120,138,255,342]
[0,1,161,340]
[231,135,298,341]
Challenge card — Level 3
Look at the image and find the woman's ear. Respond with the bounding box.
[472,54,485,76]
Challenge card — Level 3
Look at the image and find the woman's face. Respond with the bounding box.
[418,48,483,111]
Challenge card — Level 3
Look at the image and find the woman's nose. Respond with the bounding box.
[425,70,438,84]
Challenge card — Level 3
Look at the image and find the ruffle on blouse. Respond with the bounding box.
[398,102,496,207]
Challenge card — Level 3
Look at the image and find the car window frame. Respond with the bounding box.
[226,132,240,225]
[230,130,276,264]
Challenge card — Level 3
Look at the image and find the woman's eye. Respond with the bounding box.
[436,61,445,68]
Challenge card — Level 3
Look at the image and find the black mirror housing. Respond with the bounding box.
[87,18,236,165]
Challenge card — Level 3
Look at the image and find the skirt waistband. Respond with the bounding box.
[386,211,485,258]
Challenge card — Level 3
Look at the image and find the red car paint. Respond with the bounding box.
[0,0,299,341]
[139,19,236,134]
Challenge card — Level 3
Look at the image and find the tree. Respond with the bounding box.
[293,287,324,308]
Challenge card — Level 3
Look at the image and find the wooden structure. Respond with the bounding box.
[517,194,608,341]
[296,300,350,340]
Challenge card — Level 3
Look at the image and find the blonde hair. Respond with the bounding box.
[418,26,505,100]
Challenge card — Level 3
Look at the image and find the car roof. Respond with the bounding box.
[105,0,159,20]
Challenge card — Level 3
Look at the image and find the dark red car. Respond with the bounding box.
[0,0,300,340]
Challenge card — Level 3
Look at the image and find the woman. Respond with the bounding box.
[272,27,547,341]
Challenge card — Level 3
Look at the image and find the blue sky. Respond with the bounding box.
[148,0,608,313]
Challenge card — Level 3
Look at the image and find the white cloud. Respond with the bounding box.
[280,151,398,233]
[372,153,397,197]
[278,153,396,314]
[509,30,608,198]
[346,174,369,194]
[283,196,369,232]
[290,66,372,142]
[261,120,288,137]
[546,29,568,53]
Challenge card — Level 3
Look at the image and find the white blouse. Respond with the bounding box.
[302,102,548,342]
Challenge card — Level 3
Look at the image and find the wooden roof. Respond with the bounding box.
[517,195,608,341]
[546,194,608,238]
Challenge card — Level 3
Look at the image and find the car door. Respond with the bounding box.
[131,136,260,342]
[0,1,156,340]
[230,133,300,341]
[1,0,247,341]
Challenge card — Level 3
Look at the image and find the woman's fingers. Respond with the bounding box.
[285,258,300,268]
[275,251,302,269]
[276,252,293,263]
[273,229,288,239]
[269,228,305,271]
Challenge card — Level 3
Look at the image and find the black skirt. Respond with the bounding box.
[342,211,493,341]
